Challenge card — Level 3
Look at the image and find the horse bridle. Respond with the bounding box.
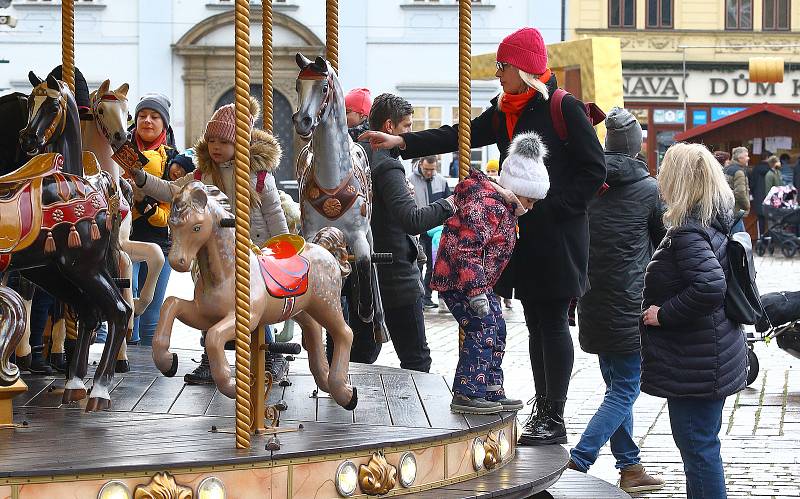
[297,68,334,136]
[90,91,126,147]
[29,84,67,144]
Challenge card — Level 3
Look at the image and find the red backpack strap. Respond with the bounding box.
[549,88,569,142]
[256,170,268,193]
[193,169,202,181]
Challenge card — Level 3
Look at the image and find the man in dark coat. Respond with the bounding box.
[569,108,665,492]
[748,153,770,235]
[354,93,455,372]
[359,27,607,445]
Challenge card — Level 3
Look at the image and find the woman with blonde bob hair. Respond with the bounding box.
[641,143,747,498]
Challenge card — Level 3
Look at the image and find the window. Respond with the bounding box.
[726,0,753,30]
[646,0,672,28]
[412,106,442,131]
[763,0,790,30]
[609,0,636,28]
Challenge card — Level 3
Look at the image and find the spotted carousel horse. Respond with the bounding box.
[152,182,358,409]
[293,53,388,343]
[0,73,132,411]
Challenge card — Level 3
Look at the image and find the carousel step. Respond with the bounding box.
[411,445,569,498]
[533,468,631,499]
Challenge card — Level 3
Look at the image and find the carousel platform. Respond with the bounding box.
[0,345,569,498]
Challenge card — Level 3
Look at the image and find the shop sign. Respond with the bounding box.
[692,110,708,126]
[710,107,746,121]
[653,109,685,124]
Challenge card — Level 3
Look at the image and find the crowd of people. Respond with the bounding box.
[9,25,779,499]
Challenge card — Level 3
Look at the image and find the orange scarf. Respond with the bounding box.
[135,128,167,152]
[499,69,552,139]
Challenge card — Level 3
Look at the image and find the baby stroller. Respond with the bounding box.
[755,186,800,258]
[746,291,800,385]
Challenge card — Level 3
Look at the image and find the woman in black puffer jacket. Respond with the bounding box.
[641,143,747,499]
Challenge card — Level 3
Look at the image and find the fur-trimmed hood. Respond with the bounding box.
[194,127,282,175]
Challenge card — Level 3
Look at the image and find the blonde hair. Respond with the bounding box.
[497,67,550,105]
[658,143,734,227]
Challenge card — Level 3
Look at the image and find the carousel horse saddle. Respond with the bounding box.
[0,156,51,253]
[257,234,310,299]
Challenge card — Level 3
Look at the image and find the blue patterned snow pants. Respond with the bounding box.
[441,290,507,400]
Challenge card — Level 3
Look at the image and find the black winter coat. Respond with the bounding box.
[365,145,454,308]
[400,77,607,300]
[641,215,748,399]
[577,153,665,354]
[749,162,770,216]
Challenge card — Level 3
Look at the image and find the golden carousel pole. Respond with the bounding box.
[250,0,274,435]
[457,0,471,349]
[62,0,78,343]
[326,0,339,73]
[233,0,253,449]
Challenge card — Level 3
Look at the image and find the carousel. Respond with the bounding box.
[0,1,631,498]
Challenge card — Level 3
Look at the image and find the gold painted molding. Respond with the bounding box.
[133,472,193,499]
[359,452,397,496]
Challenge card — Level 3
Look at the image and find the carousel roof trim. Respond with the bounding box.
[675,103,800,142]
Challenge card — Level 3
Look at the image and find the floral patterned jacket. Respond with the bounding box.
[430,170,521,297]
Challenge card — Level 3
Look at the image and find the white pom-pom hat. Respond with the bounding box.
[498,132,550,199]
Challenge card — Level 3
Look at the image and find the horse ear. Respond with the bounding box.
[98,79,110,96]
[28,71,43,87]
[116,83,130,97]
[296,52,312,69]
[189,185,208,211]
[46,74,60,91]
[314,56,326,68]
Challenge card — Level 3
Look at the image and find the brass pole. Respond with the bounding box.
[262,2,274,134]
[61,0,75,93]
[233,0,253,449]
[326,0,339,73]
[457,0,472,350]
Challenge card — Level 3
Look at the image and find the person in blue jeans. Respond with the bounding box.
[571,108,665,492]
[642,143,749,499]
[131,260,171,346]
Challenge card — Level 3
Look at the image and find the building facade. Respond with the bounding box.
[569,0,800,169]
[0,0,560,186]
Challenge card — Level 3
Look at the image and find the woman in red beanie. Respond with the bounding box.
[360,27,607,446]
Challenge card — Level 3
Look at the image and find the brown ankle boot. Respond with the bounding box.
[619,464,665,493]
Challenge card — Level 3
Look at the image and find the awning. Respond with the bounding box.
[675,104,800,142]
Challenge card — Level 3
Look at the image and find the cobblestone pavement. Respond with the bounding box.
[164,254,800,498]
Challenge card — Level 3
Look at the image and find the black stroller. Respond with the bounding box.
[756,186,799,258]
[746,291,800,385]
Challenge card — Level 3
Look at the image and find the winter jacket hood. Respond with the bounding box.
[604,152,650,187]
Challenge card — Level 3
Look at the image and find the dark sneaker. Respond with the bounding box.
[422,297,438,309]
[450,394,502,414]
[28,348,54,375]
[493,397,523,411]
[619,464,665,493]
[266,352,288,380]
[184,353,213,385]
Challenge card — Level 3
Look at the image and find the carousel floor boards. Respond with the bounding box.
[0,346,568,498]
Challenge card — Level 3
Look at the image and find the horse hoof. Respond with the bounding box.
[115,360,130,373]
[344,386,358,411]
[163,353,178,377]
[62,388,87,404]
[85,397,111,412]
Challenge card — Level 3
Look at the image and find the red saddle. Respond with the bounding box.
[257,239,310,298]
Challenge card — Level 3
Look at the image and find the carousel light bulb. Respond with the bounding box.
[335,460,358,497]
[498,429,510,460]
[197,476,226,499]
[398,452,417,487]
[97,480,131,499]
[472,437,486,471]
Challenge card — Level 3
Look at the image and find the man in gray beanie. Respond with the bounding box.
[568,107,665,492]
[604,107,642,157]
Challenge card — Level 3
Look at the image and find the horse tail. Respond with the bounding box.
[0,286,26,386]
[310,227,351,278]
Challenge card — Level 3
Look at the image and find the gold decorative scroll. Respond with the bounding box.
[483,431,502,470]
[134,471,193,499]
[358,451,397,495]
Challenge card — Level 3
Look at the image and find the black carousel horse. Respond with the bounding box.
[0,73,131,412]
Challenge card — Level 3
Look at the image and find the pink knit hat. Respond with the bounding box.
[204,104,236,143]
[345,88,372,116]
[496,27,548,75]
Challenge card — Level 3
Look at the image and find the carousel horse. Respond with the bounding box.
[84,79,165,338]
[152,182,357,409]
[292,53,388,343]
[0,285,28,386]
[0,72,132,411]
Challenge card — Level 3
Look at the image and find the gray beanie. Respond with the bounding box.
[604,107,642,157]
[135,93,171,128]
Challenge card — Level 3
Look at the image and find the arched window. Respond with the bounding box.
[215,85,296,188]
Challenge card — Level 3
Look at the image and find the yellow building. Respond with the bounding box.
[569,0,800,168]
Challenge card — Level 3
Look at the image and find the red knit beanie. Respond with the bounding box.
[345,88,372,116]
[496,27,548,75]
[204,104,236,143]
